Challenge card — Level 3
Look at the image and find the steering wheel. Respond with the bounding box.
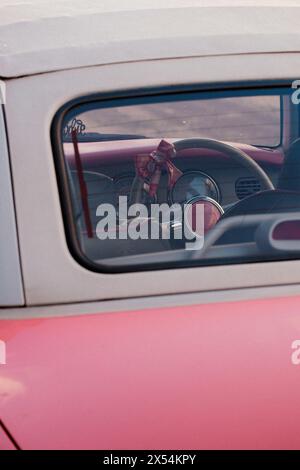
[126,138,276,251]
[131,138,274,206]
[173,138,274,193]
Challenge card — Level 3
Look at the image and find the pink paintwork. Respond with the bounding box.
[1,295,300,449]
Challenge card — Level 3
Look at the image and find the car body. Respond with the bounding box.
[1,0,300,450]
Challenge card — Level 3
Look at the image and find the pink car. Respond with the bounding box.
[1,0,300,451]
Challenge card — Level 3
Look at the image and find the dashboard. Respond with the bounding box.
[66,141,284,260]
[72,157,280,210]
[66,140,284,220]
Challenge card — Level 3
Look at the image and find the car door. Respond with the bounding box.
[2,56,300,449]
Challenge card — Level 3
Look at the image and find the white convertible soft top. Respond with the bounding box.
[1,0,300,77]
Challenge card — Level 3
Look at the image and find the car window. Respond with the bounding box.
[53,84,300,272]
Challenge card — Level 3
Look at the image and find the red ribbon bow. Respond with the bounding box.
[135,139,182,198]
